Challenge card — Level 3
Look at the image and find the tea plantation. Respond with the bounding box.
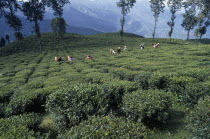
[0,33,209,138]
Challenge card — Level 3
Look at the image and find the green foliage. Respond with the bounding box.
[5,34,10,43]
[149,73,171,90]
[14,32,23,41]
[179,83,210,107]
[6,88,50,116]
[181,5,197,40]
[0,84,15,103]
[149,0,165,39]
[45,0,70,17]
[46,84,102,131]
[0,37,6,47]
[122,89,173,123]
[22,0,45,37]
[51,17,67,39]
[0,113,43,139]
[0,103,6,118]
[187,96,210,138]
[100,80,138,114]
[46,82,138,131]
[167,0,182,41]
[134,72,152,90]
[58,115,148,139]
[0,33,209,138]
[116,0,136,41]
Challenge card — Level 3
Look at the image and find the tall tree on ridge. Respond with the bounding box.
[22,0,45,38]
[0,38,6,47]
[22,0,45,49]
[3,0,23,41]
[0,1,6,17]
[167,0,182,42]
[46,0,69,40]
[181,3,197,41]
[187,0,210,41]
[45,0,70,18]
[149,0,165,40]
[5,34,10,43]
[116,0,136,42]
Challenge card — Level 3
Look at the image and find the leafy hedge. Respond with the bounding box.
[46,82,138,131]
[46,84,102,131]
[187,96,210,139]
[6,89,50,116]
[58,115,148,139]
[122,89,173,123]
[0,113,43,139]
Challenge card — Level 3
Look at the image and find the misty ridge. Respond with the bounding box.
[0,0,209,40]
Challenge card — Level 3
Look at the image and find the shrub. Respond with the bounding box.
[0,113,43,139]
[0,103,6,118]
[134,72,152,90]
[46,84,102,131]
[6,89,50,116]
[110,68,136,81]
[0,84,16,103]
[180,83,210,107]
[84,72,112,84]
[187,96,210,138]
[122,89,172,124]
[58,115,148,139]
[149,73,171,90]
[168,76,196,94]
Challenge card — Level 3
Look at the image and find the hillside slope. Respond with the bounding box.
[0,33,209,139]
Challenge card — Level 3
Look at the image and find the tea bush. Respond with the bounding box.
[6,89,50,115]
[187,96,210,138]
[0,103,6,118]
[0,32,209,138]
[0,84,16,103]
[0,113,43,139]
[84,72,112,84]
[46,84,103,131]
[149,73,172,90]
[180,83,210,107]
[58,115,148,139]
[122,89,173,123]
[134,72,152,90]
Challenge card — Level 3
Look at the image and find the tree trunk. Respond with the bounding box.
[120,15,125,42]
[187,30,190,41]
[153,18,157,40]
[199,34,202,42]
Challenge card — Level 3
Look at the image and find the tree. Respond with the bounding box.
[14,32,23,41]
[5,34,10,43]
[45,0,70,18]
[51,17,66,40]
[149,0,165,39]
[167,0,182,42]
[0,1,6,17]
[46,0,69,40]
[181,4,197,41]
[22,0,45,38]
[0,38,6,47]
[22,0,45,49]
[3,0,23,41]
[186,0,210,41]
[187,0,210,18]
[194,21,209,42]
[116,0,136,42]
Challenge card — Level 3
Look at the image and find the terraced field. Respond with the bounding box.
[0,33,209,138]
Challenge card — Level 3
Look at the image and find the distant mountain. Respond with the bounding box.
[2,0,210,40]
[0,16,101,41]
[68,0,210,39]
